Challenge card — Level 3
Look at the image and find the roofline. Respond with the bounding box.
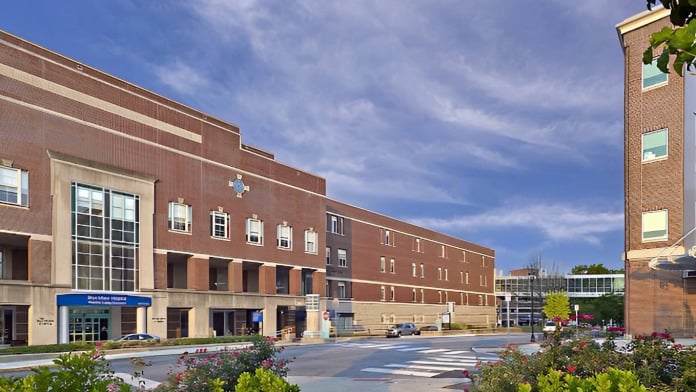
[615,6,670,48]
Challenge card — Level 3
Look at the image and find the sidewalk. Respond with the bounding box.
[287,376,471,392]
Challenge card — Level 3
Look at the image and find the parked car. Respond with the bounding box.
[113,333,160,342]
[543,321,560,333]
[417,325,439,334]
[386,323,417,337]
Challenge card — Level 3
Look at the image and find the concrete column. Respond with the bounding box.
[228,260,243,292]
[136,307,147,334]
[289,267,302,296]
[58,306,69,344]
[312,271,326,296]
[153,253,168,289]
[262,305,277,336]
[188,307,210,338]
[187,256,209,291]
[259,265,277,295]
[28,238,51,283]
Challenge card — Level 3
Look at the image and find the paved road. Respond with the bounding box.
[0,333,531,391]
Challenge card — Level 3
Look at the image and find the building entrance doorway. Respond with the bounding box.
[69,308,110,342]
[0,307,12,345]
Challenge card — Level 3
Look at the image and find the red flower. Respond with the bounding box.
[462,369,469,378]
[567,365,576,373]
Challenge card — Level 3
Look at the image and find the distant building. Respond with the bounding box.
[0,30,495,346]
[494,269,624,327]
[617,7,696,337]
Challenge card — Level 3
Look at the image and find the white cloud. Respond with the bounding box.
[407,202,624,245]
[153,60,210,95]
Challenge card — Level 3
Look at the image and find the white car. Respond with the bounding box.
[543,321,560,333]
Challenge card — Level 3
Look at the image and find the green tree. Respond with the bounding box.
[644,1,696,75]
[591,294,624,325]
[542,291,571,325]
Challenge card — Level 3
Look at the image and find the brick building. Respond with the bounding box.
[617,7,696,337]
[0,30,494,345]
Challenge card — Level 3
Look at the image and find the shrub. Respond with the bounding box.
[155,335,293,392]
[517,368,646,392]
[0,348,132,392]
[235,367,300,392]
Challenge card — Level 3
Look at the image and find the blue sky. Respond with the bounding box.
[1,1,644,274]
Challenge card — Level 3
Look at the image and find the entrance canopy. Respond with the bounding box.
[57,293,152,307]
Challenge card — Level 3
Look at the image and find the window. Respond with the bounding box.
[380,256,386,273]
[384,230,391,245]
[438,291,442,304]
[169,202,192,232]
[460,293,464,305]
[72,183,139,292]
[438,267,442,280]
[478,295,483,305]
[210,211,229,239]
[445,268,448,281]
[328,215,344,235]
[326,247,331,265]
[414,238,421,252]
[412,289,417,302]
[480,275,484,286]
[420,289,424,303]
[390,286,395,301]
[326,282,331,297]
[462,250,467,262]
[0,166,28,207]
[643,58,668,89]
[245,218,264,244]
[420,263,424,278]
[380,286,386,301]
[0,250,4,279]
[338,249,347,267]
[440,245,446,258]
[411,263,416,277]
[277,224,292,249]
[465,272,469,284]
[304,229,317,253]
[390,258,395,274]
[642,129,668,162]
[338,282,346,298]
[460,271,464,284]
[642,209,668,241]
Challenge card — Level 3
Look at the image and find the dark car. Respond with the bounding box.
[417,325,439,334]
[113,333,160,342]
[386,323,417,337]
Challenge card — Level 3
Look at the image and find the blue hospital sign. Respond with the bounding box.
[252,311,263,322]
[57,293,152,307]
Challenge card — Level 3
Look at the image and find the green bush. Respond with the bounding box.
[154,335,293,392]
[450,323,468,330]
[0,349,131,392]
[517,368,646,392]
[235,367,300,392]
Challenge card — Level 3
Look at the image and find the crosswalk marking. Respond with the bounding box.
[444,350,468,355]
[385,363,465,372]
[396,346,431,351]
[378,344,409,350]
[113,372,161,389]
[417,348,450,353]
[431,356,479,361]
[361,367,438,378]
[410,360,478,367]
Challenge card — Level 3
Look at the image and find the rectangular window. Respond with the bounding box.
[642,209,668,241]
[326,282,331,297]
[390,286,395,301]
[414,238,421,252]
[384,230,390,245]
[420,289,424,303]
[72,183,139,292]
[412,289,417,302]
[460,271,464,284]
[338,249,347,267]
[0,250,4,279]
[643,58,668,89]
[440,245,446,258]
[277,224,292,249]
[380,286,386,301]
[478,295,483,305]
[338,282,346,298]
[642,129,668,162]
[438,291,442,303]
[380,256,386,273]
[420,263,424,278]
[480,275,484,286]
[390,258,395,273]
[329,215,344,235]
[210,211,229,239]
[169,202,192,232]
[246,217,264,245]
[326,247,331,265]
[465,272,469,284]
[445,268,448,281]
[438,267,442,280]
[304,229,317,253]
[0,166,29,207]
[411,263,417,277]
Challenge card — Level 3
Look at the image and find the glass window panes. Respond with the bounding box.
[642,129,667,162]
[169,202,191,232]
[642,210,668,241]
[338,249,347,267]
[277,224,292,248]
[211,211,229,239]
[304,230,317,253]
[643,58,668,89]
[246,218,263,244]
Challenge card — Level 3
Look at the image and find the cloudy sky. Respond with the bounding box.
[2,1,645,274]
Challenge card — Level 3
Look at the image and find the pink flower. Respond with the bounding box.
[107,383,117,392]
[567,365,576,373]
[95,341,103,348]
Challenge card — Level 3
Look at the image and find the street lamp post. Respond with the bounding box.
[529,272,536,343]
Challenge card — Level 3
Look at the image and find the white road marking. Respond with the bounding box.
[378,345,409,350]
[417,348,450,353]
[361,367,438,377]
[113,372,161,389]
[385,363,466,372]
[396,346,431,351]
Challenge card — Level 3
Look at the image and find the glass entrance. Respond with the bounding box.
[69,308,110,342]
[0,307,12,345]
